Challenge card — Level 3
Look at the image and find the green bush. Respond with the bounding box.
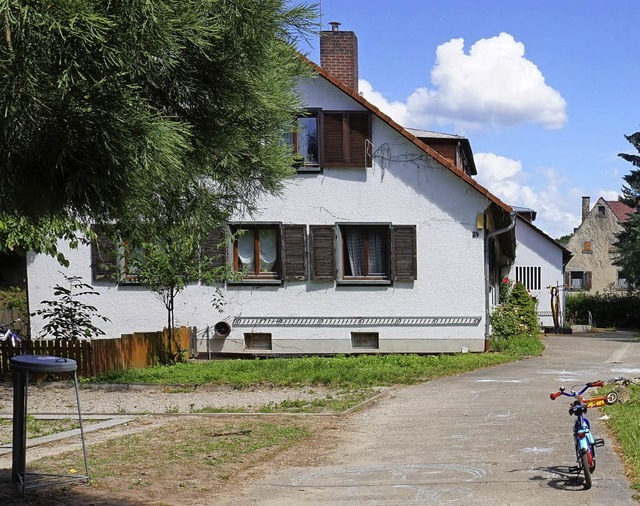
[566,292,640,328]
[490,279,543,355]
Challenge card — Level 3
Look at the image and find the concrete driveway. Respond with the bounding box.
[226,331,639,505]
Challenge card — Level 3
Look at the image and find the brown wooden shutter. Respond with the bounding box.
[564,271,571,288]
[585,271,592,291]
[391,225,417,281]
[202,228,227,271]
[282,225,308,280]
[322,113,344,165]
[91,224,117,282]
[348,112,371,167]
[310,225,335,280]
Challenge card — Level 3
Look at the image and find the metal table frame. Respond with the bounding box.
[10,355,89,494]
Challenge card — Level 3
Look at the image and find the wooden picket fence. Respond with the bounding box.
[0,327,193,381]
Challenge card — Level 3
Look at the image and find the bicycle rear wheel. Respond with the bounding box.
[581,451,593,490]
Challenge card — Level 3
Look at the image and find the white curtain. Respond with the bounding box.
[345,229,365,276]
[259,229,277,272]
[368,229,385,275]
[238,231,255,271]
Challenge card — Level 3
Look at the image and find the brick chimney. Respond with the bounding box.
[320,22,358,92]
[582,196,590,223]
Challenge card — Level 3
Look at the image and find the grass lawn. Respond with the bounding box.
[603,383,640,500]
[91,350,529,388]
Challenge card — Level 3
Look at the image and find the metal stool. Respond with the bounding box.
[10,355,89,494]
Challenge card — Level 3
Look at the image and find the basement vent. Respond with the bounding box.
[351,332,379,350]
[244,333,272,351]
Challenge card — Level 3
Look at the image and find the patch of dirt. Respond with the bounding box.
[0,413,350,506]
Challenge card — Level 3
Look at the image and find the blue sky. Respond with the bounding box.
[298,0,640,238]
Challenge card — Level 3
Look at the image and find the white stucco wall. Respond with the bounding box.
[27,76,494,354]
[508,219,566,327]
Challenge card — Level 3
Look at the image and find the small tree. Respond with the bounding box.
[32,275,110,340]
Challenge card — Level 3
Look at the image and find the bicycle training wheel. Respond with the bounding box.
[581,451,593,490]
[606,391,619,405]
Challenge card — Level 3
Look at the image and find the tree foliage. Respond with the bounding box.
[615,132,640,287]
[0,0,317,243]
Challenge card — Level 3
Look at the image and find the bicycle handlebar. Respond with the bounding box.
[550,380,604,400]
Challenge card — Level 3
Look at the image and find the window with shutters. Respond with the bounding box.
[232,225,280,280]
[90,225,144,284]
[310,223,416,285]
[229,224,308,284]
[567,270,591,291]
[322,111,371,168]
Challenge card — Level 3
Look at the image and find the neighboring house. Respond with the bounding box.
[507,213,572,327]
[28,25,531,355]
[565,196,633,294]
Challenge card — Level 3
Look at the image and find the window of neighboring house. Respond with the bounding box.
[582,241,592,254]
[617,271,628,289]
[322,111,372,168]
[570,271,585,288]
[515,266,541,291]
[288,112,319,170]
[568,270,592,290]
[598,205,606,217]
[229,224,308,284]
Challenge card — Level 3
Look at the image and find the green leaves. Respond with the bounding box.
[0,0,317,227]
[32,274,110,340]
[615,131,640,288]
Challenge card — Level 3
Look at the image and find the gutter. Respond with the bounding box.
[484,210,517,348]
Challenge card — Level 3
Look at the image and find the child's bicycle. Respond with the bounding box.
[1,319,23,348]
[550,381,608,490]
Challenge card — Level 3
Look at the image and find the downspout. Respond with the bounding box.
[484,210,517,350]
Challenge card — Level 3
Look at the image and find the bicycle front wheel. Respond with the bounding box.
[581,451,593,490]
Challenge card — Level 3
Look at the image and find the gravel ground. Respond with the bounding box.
[0,382,344,415]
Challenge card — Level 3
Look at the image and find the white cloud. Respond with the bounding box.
[357,80,409,126]
[359,33,567,131]
[475,153,579,238]
[599,189,621,201]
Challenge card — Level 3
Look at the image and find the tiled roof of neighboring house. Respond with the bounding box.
[606,201,634,222]
[304,57,512,215]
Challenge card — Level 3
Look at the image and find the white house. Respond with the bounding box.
[27,25,532,355]
[508,214,571,328]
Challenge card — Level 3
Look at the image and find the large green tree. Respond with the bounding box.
[614,131,640,287]
[0,0,317,247]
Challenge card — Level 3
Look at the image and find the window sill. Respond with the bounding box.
[337,279,392,286]
[228,279,283,286]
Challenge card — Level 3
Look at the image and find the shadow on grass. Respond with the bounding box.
[0,468,139,506]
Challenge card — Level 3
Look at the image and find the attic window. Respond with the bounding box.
[598,205,606,217]
[582,241,592,254]
[289,112,319,171]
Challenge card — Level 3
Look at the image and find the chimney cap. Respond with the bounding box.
[329,21,341,31]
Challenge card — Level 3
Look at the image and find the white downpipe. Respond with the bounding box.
[484,211,517,345]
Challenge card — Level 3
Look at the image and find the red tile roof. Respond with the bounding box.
[606,201,635,222]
